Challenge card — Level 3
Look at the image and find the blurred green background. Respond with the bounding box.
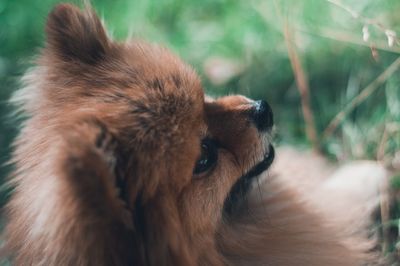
[1,2,400,187]
[0,0,400,259]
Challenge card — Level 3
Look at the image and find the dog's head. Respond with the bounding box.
[7,4,274,265]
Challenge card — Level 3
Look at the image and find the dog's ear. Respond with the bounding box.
[45,3,110,64]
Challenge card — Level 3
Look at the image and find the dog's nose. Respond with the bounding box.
[249,100,273,131]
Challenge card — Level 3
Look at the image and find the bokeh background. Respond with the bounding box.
[0,0,399,259]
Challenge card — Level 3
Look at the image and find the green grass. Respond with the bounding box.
[1,0,399,160]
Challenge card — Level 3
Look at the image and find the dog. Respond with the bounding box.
[2,4,377,265]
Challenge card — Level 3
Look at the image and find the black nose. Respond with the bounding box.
[249,100,273,131]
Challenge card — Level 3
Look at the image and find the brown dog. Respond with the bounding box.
[2,4,375,265]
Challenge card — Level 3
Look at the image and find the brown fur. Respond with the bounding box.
[2,4,376,265]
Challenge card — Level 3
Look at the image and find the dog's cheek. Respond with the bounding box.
[179,153,241,234]
[179,184,218,236]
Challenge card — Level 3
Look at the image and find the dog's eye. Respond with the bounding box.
[193,139,218,175]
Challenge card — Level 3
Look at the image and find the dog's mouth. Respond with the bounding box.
[223,144,275,215]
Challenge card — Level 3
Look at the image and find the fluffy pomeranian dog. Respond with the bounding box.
[2,3,377,265]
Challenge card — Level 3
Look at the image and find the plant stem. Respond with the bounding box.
[284,21,320,152]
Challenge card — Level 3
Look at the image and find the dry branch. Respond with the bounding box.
[322,56,400,140]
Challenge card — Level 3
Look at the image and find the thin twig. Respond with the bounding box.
[327,0,400,47]
[284,21,320,152]
[327,0,359,18]
[322,56,400,140]
[298,27,400,54]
